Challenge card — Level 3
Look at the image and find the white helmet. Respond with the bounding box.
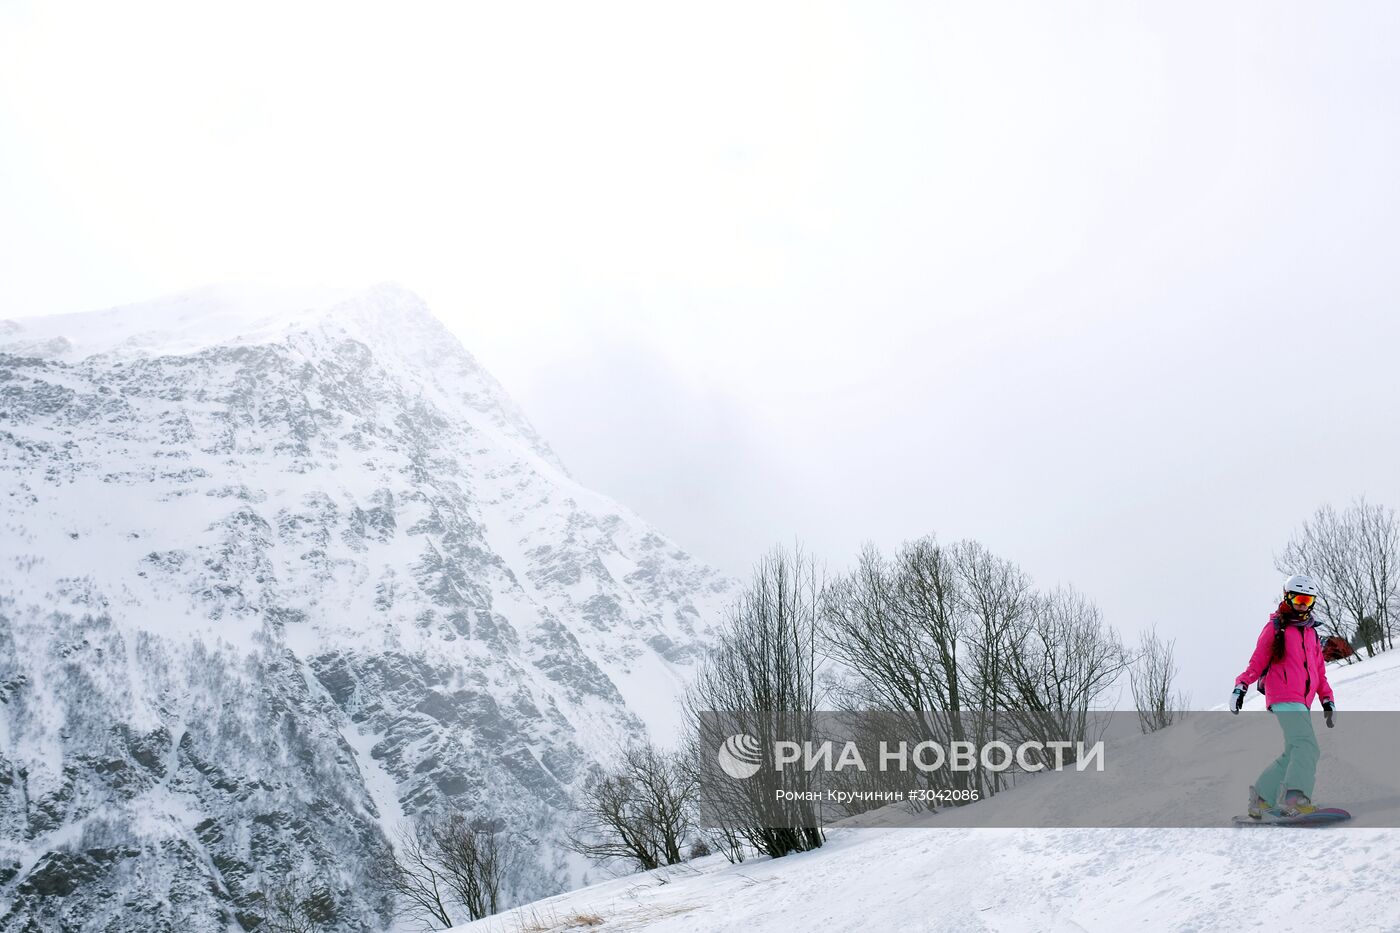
[1283,573,1320,597]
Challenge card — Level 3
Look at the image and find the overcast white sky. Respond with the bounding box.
[3,1,1398,705]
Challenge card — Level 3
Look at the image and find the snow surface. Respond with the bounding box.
[452,652,1400,933]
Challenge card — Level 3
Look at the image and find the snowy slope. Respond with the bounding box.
[0,284,735,930]
[452,652,1400,933]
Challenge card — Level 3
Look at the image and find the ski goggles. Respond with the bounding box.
[1288,592,1316,609]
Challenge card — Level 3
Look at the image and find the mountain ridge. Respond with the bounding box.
[0,284,734,930]
[4,281,569,475]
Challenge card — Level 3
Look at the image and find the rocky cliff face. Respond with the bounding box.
[0,284,734,930]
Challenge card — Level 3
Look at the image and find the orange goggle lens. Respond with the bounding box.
[1289,593,1316,608]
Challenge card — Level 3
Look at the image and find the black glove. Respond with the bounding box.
[1231,684,1247,715]
[1322,699,1335,729]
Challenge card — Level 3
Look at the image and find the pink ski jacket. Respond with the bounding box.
[1235,613,1335,709]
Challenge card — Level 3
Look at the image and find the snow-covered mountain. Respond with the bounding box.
[0,284,735,931]
[451,651,1400,933]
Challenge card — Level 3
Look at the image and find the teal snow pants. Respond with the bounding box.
[1255,702,1320,804]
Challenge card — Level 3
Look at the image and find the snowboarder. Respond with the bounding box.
[1230,573,1337,820]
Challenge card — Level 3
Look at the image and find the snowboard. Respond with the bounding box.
[1232,807,1352,827]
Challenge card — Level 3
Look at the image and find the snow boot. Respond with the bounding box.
[1268,788,1318,819]
[1247,785,1271,820]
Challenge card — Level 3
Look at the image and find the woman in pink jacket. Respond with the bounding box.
[1231,573,1336,819]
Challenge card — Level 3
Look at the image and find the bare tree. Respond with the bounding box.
[370,812,522,929]
[953,540,1033,795]
[566,741,696,872]
[1277,498,1398,655]
[955,540,1032,708]
[1356,615,1384,657]
[261,881,337,933]
[823,537,1064,800]
[1001,585,1126,752]
[821,541,959,788]
[1356,499,1399,652]
[369,825,456,930]
[698,823,748,864]
[684,544,824,859]
[430,813,520,922]
[680,725,748,863]
[822,544,927,711]
[1129,626,1182,733]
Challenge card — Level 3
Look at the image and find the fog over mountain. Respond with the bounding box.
[0,284,734,930]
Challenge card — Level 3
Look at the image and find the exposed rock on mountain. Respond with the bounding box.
[0,284,733,930]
